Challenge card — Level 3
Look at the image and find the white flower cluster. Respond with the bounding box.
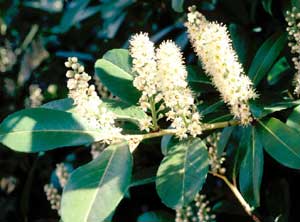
[204,132,226,175]
[65,57,122,142]
[185,6,257,125]
[55,163,70,188]
[0,176,17,194]
[44,184,61,214]
[129,33,202,138]
[0,43,16,73]
[286,7,300,96]
[25,84,44,108]
[175,193,216,222]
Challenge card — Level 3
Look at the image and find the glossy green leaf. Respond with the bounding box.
[187,66,215,93]
[248,33,287,86]
[61,142,132,222]
[216,126,234,156]
[53,0,91,33]
[137,211,174,222]
[286,105,300,132]
[156,138,209,208]
[95,49,141,104]
[101,99,147,127]
[42,98,75,112]
[257,118,300,169]
[43,98,147,127]
[267,57,290,85]
[250,95,300,119]
[239,127,263,207]
[232,127,249,183]
[172,0,184,12]
[0,108,103,152]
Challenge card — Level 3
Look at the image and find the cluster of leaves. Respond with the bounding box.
[1,0,300,222]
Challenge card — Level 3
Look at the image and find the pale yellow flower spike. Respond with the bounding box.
[185,6,257,125]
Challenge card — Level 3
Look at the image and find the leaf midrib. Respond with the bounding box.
[259,120,300,161]
[85,146,118,221]
[97,59,133,81]
[252,35,285,84]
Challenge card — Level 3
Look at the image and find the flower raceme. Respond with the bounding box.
[129,33,202,138]
[65,57,122,143]
[286,7,300,96]
[185,6,257,125]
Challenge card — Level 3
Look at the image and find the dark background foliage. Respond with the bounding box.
[0,0,299,221]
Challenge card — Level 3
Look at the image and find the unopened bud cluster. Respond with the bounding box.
[44,184,61,214]
[55,163,70,188]
[65,57,121,142]
[130,33,202,138]
[205,133,226,175]
[175,193,216,222]
[286,7,300,96]
[185,6,257,125]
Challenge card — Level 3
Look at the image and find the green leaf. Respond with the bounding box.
[172,0,184,12]
[249,95,300,119]
[42,98,75,112]
[216,126,234,156]
[229,24,252,66]
[53,0,91,33]
[286,105,300,132]
[61,142,132,222]
[0,108,103,153]
[267,57,290,85]
[137,211,174,222]
[262,0,273,14]
[248,33,287,86]
[239,127,263,208]
[156,138,209,208]
[95,49,141,104]
[101,99,147,127]
[257,118,300,169]
[187,66,215,93]
[43,98,147,127]
[232,127,249,183]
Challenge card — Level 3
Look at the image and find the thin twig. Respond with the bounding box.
[210,172,261,222]
[15,24,39,55]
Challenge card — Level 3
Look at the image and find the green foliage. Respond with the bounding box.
[95,49,141,104]
[257,118,300,169]
[2,1,300,221]
[239,127,263,207]
[61,142,132,222]
[137,211,174,222]
[0,108,100,152]
[248,33,287,86]
[172,0,184,13]
[156,138,209,209]
[267,57,290,85]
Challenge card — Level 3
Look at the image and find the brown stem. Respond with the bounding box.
[210,172,262,222]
